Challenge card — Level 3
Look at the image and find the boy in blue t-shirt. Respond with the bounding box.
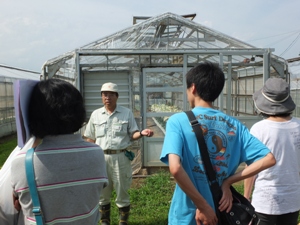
[160,62,276,225]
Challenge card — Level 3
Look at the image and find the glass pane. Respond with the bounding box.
[147,116,167,138]
[245,78,254,94]
[254,77,263,92]
[238,97,246,115]
[146,92,183,113]
[238,79,246,95]
[146,71,183,87]
[246,97,254,114]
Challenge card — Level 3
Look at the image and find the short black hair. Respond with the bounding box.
[259,112,292,118]
[28,79,86,138]
[186,62,225,102]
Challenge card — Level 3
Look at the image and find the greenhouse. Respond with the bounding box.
[0,65,40,137]
[41,12,289,169]
[288,56,300,117]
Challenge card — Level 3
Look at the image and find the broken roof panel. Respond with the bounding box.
[42,12,287,82]
[80,12,254,51]
[44,12,256,67]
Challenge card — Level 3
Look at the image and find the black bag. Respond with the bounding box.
[218,186,258,225]
[185,111,258,225]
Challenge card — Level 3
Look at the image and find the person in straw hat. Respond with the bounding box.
[244,77,300,225]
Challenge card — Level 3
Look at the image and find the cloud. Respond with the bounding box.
[0,0,300,71]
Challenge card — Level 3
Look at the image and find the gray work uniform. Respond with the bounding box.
[84,105,139,207]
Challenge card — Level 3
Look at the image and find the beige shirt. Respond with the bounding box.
[84,105,139,150]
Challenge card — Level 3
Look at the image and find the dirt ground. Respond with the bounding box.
[131,177,146,188]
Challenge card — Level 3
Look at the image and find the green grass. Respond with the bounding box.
[1,135,299,224]
[109,172,173,225]
[0,133,17,168]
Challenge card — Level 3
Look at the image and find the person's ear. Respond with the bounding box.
[191,83,197,94]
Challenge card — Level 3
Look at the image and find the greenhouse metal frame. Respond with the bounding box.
[41,12,289,168]
[0,65,39,138]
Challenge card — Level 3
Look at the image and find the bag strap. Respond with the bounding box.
[184,111,221,213]
[25,147,45,225]
[185,111,258,225]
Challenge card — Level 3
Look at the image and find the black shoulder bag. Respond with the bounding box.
[185,111,258,225]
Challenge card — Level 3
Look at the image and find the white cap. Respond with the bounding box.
[101,82,118,93]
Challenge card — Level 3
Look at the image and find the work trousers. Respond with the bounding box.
[99,152,132,208]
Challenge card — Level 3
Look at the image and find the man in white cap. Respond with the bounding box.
[244,77,300,225]
[84,82,154,225]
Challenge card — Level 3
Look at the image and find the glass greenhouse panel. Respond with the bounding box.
[145,71,183,87]
[0,110,5,125]
[245,78,254,95]
[146,92,183,113]
[238,79,247,95]
[238,97,247,115]
[254,77,263,92]
[246,97,255,114]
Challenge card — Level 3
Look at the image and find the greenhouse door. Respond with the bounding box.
[142,67,186,167]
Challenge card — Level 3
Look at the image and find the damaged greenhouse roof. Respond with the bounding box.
[42,12,287,80]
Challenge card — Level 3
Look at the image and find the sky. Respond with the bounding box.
[0,0,300,72]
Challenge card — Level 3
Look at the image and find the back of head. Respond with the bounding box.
[186,62,225,102]
[28,79,86,138]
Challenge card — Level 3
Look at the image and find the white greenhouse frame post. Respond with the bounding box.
[263,49,272,84]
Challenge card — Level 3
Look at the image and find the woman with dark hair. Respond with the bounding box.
[28,79,86,138]
[11,79,108,225]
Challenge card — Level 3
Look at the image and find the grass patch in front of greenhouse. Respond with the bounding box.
[1,135,299,224]
[113,171,174,225]
[0,133,17,168]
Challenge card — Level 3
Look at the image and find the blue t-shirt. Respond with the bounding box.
[160,107,270,225]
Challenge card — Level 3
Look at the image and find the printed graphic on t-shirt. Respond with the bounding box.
[194,113,237,181]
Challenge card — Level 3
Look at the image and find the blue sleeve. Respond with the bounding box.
[240,125,271,165]
[160,114,184,165]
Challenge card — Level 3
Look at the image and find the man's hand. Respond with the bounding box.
[13,194,21,211]
[141,129,154,137]
[218,179,233,213]
[195,207,218,225]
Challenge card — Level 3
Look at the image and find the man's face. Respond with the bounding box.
[101,91,118,107]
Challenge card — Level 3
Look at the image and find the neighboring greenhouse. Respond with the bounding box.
[41,12,289,170]
[288,57,300,117]
[0,65,40,138]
